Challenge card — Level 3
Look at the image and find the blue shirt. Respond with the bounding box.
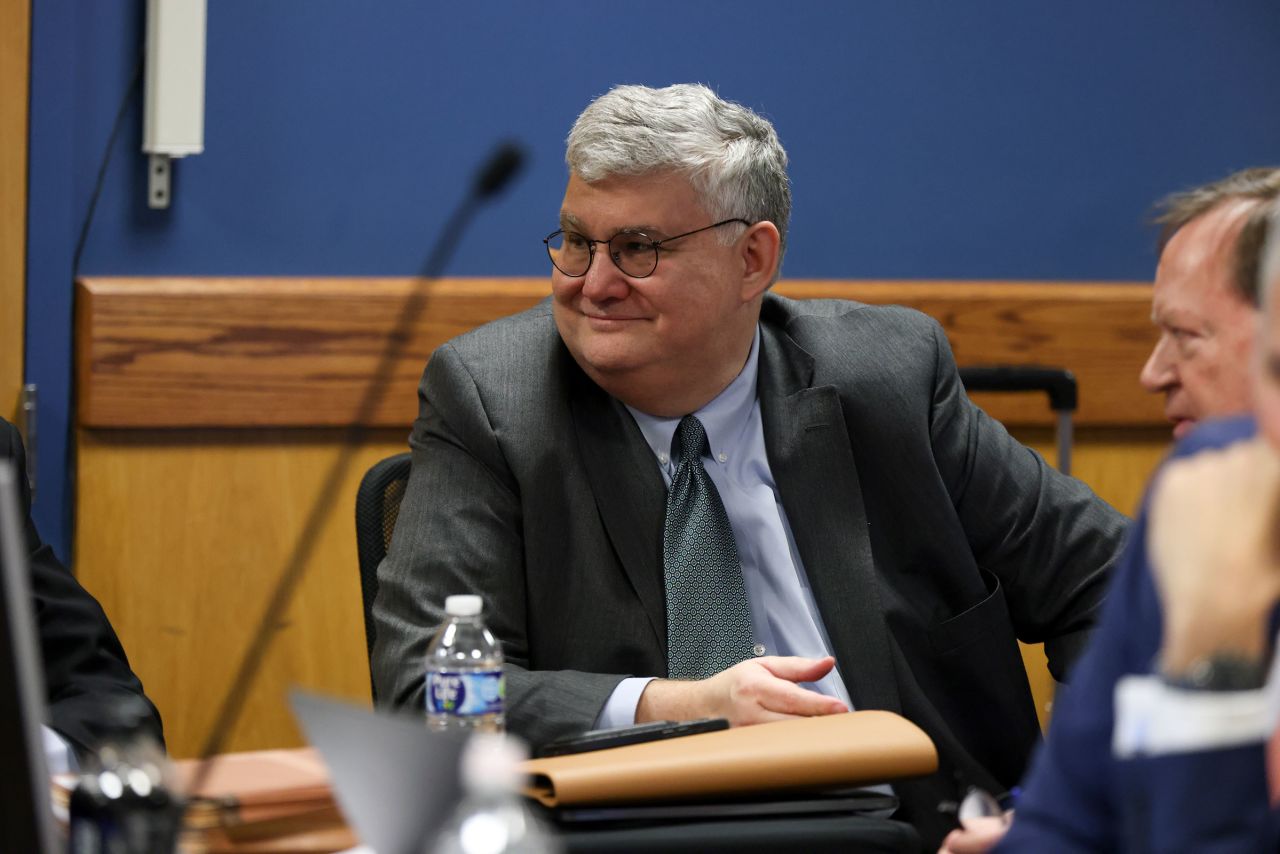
[596,327,853,727]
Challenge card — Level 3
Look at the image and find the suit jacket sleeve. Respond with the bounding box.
[999,417,1278,852]
[1119,747,1278,853]
[925,321,1124,680]
[1000,514,1280,851]
[2,419,163,755]
[995,513,1155,851]
[370,344,626,744]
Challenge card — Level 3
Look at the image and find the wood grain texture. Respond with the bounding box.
[73,276,1173,752]
[0,0,29,418]
[74,428,410,758]
[75,278,549,429]
[76,277,1162,429]
[783,281,1163,428]
[74,426,1168,754]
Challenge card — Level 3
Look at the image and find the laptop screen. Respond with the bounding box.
[0,459,58,853]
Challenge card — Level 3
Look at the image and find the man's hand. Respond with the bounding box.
[937,815,1010,854]
[1149,438,1280,672]
[635,656,848,726]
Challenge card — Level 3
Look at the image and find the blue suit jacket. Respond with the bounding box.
[1000,416,1280,852]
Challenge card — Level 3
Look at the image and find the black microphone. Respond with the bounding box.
[474,142,526,198]
[184,142,526,803]
[421,143,527,281]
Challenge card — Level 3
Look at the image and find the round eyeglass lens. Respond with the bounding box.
[545,231,592,276]
[608,231,659,278]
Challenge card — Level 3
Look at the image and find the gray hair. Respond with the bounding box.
[1154,166,1280,307]
[566,84,791,272]
[1261,197,1280,309]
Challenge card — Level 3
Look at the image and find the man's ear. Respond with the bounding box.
[739,221,782,301]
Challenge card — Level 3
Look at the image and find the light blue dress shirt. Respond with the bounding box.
[596,327,854,727]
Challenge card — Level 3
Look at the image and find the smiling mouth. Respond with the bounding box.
[584,313,642,323]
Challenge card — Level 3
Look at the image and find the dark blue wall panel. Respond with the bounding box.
[26,0,1280,558]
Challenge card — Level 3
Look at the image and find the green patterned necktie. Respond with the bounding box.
[662,415,754,680]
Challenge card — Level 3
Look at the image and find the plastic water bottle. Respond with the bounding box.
[429,734,560,854]
[426,594,505,733]
[68,698,181,853]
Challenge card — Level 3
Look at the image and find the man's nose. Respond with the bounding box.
[580,245,630,300]
[1139,336,1176,394]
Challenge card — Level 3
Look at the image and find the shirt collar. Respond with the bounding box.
[626,326,761,466]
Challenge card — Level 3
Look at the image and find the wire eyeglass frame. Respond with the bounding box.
[544,218,751,279]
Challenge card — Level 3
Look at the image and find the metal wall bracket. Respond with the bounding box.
[148,153,171,209]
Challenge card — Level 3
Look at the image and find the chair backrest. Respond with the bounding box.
[354,452,413,699]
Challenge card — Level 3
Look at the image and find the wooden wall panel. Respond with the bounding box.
[75,278,548,428]
[77,277,1162,429]
[74,424,1169,755]
[781,281,1162,428]
[74,429,409,758]
[0,0,30,419]
[73,277,1174,753]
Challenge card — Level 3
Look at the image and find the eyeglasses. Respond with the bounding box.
[543,218,750,279]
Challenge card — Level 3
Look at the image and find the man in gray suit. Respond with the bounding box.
[372,83,1126,843]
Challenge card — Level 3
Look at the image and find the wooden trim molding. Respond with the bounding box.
[0,0,30,418]
[76,277,1163,429]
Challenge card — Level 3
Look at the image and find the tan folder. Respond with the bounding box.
[522,710,938,807]
[173,747,336,827]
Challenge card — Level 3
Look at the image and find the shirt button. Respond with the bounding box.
[717,452,728,463]
[753,643,766,657]
[658,453,668,465]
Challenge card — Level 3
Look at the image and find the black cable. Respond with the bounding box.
[72,53,144,280]
[63,52,144,571]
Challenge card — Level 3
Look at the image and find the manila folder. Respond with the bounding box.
[522,710,937,807]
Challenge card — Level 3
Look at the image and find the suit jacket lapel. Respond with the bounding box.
[566,356,668,657]
[758,322,903,715]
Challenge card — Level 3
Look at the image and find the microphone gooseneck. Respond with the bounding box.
[184,142,526,802]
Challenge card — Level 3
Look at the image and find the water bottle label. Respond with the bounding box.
[427,669,504,716]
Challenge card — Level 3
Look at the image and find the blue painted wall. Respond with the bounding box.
[26,0,1280,558]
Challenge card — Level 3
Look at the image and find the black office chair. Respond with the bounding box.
[959,365,1077,474]
[354,451,412,700]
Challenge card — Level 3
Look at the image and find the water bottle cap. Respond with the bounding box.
[445,594,483,617]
